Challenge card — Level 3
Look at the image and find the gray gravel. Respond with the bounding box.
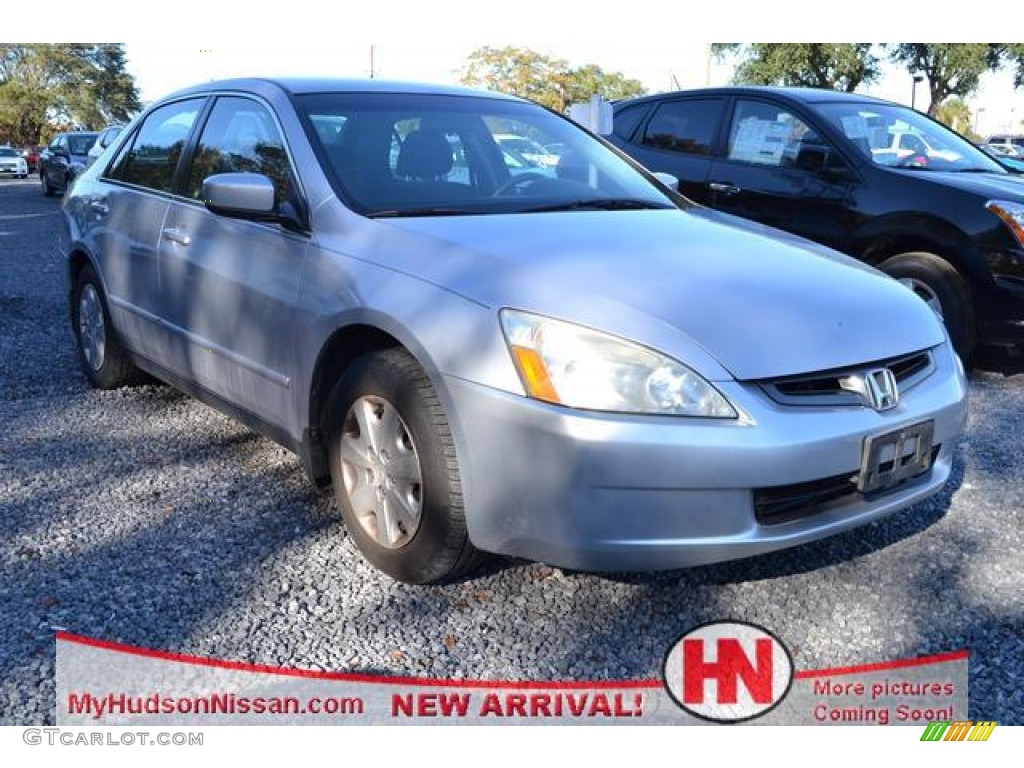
[1,178,1021,725]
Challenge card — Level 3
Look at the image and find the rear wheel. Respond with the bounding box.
[324,348,481,584]
[877,251,975,361]
[71,264,144,388]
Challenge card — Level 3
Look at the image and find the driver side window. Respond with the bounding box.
[186,96,294,205]
[727,99,830,171]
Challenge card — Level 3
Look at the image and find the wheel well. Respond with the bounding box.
[306,325,403,484]
[68,250,91,285]
[861,235,968,276]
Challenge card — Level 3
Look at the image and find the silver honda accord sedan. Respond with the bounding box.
[61,78,968,583]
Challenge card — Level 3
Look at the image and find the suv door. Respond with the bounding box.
[96,98,207,358]
[612,98,725,204]
[158,95,308,424]
[706,98,859,252]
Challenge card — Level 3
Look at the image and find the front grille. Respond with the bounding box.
[754,445,941,525]
[760,350,934,407]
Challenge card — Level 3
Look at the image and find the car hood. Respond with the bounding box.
[380,208,946,380]
[909,169,1024,198]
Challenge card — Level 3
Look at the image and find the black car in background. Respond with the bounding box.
[39,131,98,197]
[609,87,1024,360]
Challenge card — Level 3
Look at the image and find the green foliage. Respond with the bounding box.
[933,97,973,137]
[460,46,646,113]
[996,43,1024,88]
[0,44,140,145]
[712,44,879,92]
[886,44,996,116]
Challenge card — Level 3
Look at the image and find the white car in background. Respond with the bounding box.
[0,146,29,178]
[874,129,961,164]
[494,133,560,168]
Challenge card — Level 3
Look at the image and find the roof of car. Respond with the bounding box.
[615,85,899,109]
[163,77,521,102]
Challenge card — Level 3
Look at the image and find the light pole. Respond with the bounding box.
[975,107,986,138]
[911,74,924,111]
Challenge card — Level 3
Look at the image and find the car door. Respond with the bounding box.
[158,94,308,424]
[93,98,207,359]
[706,98,859,252]
[43,135,68,186]
[613,98,725,204]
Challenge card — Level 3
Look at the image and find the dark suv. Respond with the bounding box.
[39,131,98,197]
[609,87,1024,359]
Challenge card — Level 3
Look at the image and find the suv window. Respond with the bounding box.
[613,104,650,141]
[640,99,722,156]
[186,96,294,204]
[107,98,205,192]
[727,99,818,168]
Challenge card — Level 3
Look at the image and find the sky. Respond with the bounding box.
[57,0,1024,137]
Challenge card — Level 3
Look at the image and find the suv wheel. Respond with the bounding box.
[41,172,55,197]
[878,251,975,361]
[324,348,481,584]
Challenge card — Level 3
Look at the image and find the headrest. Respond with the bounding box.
[396,130,453,179]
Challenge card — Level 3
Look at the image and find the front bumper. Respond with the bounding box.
[446,342,968,571]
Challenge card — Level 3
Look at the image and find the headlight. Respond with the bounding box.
[500,309,737,418]
[986,200,1024,245]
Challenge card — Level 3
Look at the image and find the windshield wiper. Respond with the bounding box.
[521,198,673,213]
[367,207,481,218]
[954,167,1001,173]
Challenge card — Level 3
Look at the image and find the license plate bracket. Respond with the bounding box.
[858,420,935,495]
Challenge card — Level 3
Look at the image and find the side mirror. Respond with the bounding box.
[203,173,276,217]
[652,171,679,190]
[793,144,830,174]
[203,172,309,233]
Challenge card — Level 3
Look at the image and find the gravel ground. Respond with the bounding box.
[1,178,1021,725]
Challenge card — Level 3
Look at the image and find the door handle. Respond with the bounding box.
[161,228,191,246]
[709,182,741,196]
[88,201,109,216]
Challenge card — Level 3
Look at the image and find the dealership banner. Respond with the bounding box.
[56,629,967,726]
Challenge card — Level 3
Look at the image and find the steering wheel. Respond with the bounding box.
[898,151,929,169]
[492,172,548,197]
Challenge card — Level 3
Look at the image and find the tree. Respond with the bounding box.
[933,97,973,137]
[886,44,996,116]
[0,44,140,146]
[711,44,879,92]
[995,43,1024,88]
[460,46,645,113]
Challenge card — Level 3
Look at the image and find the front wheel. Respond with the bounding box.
[324,348,481,584]
[877,251,975,361]
[41,172,55,197]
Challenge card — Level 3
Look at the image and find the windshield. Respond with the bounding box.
[0,148,19,158]
[295,92,676,216]
[68,134,98,155]
[816,102,1005,173]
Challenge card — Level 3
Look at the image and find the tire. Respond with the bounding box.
[41,172,55,197]
[71,264,144,388]
[324,348,481,584]
[877,251,975,361]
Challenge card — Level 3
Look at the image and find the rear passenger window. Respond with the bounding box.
[107,99,204,192]
[613,104,650,141]
[186,96,294,204]
[640,99,723,156]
